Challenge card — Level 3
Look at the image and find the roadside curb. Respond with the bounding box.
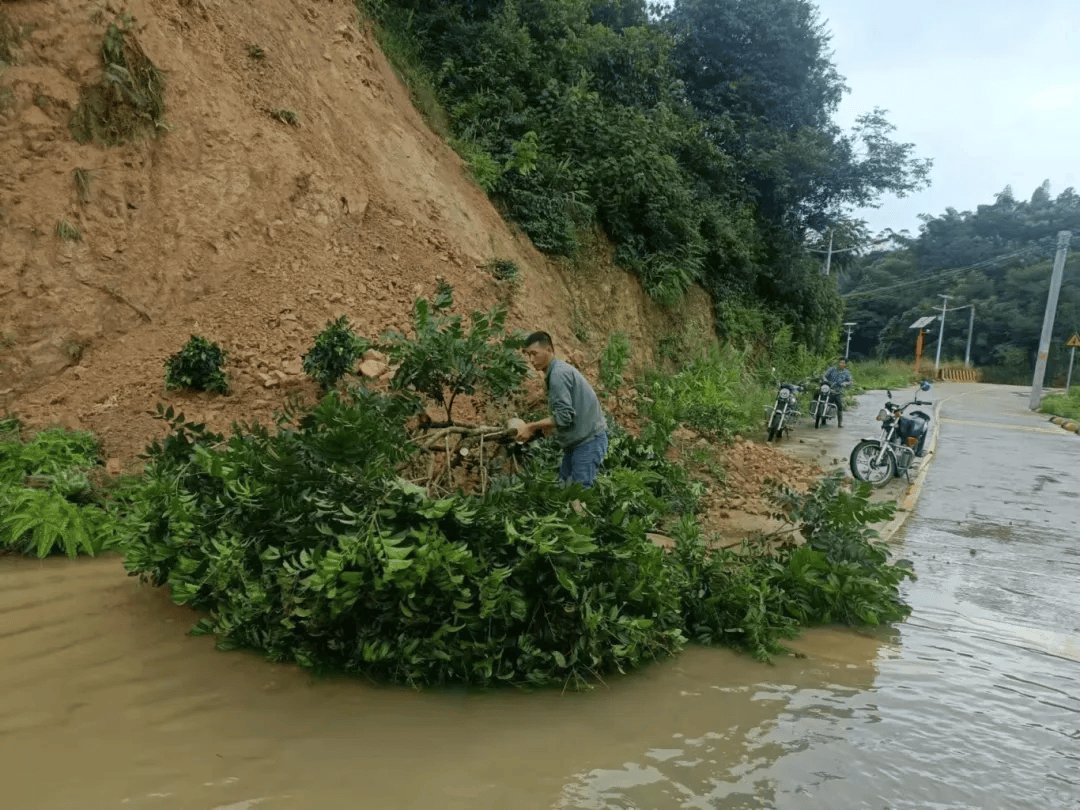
[875,398,943,543]
[1047,415,1080,434]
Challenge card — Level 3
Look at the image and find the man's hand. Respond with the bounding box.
[515,423,535,443]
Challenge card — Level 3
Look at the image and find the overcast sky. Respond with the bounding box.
[813,0,1080,237]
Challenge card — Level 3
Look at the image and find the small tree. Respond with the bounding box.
[381,283,527,423]
[303,316,368,390]
[164,335,229,394]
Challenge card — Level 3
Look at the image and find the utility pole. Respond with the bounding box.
[934,294,950,375]
[1029,230,1072,410]
[807,227,861,275]
[964,305,975,367]
[843,322,856,359]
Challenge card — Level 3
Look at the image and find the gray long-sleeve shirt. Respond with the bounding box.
[823,366,852,388]
[545,358,608,449]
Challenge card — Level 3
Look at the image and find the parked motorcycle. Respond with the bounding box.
[765,380,805,442]
[808,379,849,428]
[849,381,934,487]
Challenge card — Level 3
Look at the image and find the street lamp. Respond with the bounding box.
[843,322,857,359]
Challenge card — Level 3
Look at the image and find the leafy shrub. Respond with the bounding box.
[599,331,631,394]
[379,283,527,422]
[675,473,913,660]
[639,345,770,442]
[482,258,520,282]
[303,316,368,391]
[122,394,686,688]
[71,13,168,146]
[164,335,229,394]
[0,425,118,558]
[120,296,917,687]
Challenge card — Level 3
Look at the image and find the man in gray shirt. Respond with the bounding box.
[515,331,609,487]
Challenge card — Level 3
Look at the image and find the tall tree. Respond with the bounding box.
[665,0,931,232]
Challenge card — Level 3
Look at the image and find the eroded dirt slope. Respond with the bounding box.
[0,0,712,459]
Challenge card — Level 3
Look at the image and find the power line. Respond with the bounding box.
[841,245,1048,301]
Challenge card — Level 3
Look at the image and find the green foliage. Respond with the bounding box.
[119,313,917,686]
[303,316,369,391]
[56,219,82,242]
[1040,387,1080,421]
[272,107,300,126]
[847,359,916,392]
[357,0,916,344]
[452,137,503,191]
[247,43,266,59]
[639,344,770,443]
[0,425,119,558]
[1,488,115,558]
[164,335,229,394]
[843,182,1080,374]
[599,331,632,394]
[379,284,527,422]
[73,168,95,204]
[121,394,686,688]
[674,472,912,660]
[0,427,99,482]
[71,14,168,146]
[482,258,520,282]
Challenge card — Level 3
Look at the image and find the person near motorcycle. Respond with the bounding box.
[822,358,853,428]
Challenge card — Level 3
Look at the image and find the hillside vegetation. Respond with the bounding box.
[362,0,931,350]
[842,181,1080,381]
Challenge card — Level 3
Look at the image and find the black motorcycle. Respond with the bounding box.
[849,381,934,487]
[808,378,848,428]
[766,380,804,442]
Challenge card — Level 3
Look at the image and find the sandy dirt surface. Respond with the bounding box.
[0,0,825,546]
[0,0,712,462]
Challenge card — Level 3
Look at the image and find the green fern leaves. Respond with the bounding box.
[0,488,110,558]
[0,424,118,559]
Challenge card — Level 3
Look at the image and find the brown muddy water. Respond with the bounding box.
[7,386,1080,810]
[4,520,1078,810]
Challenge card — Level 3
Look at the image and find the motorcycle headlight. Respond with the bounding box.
[876,408,889,421]
[820,384,831,394]
[779,388,791,400]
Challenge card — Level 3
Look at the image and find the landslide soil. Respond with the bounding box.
[0,0,821,542]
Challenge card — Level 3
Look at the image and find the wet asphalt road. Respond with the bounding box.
[762,384,1080,807]
[776,381,1078,525]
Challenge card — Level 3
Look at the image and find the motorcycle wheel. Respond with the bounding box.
[814,408,823,429]
[767,413,783,443]
[850,440,895,487]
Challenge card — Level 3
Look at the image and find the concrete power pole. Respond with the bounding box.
[1029,230,1073,410]
[843,322,856,359]
[823,229,833,277]
[964,305,975,367]
[934,294,950,374]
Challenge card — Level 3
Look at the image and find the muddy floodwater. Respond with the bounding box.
[3,387,1079,809]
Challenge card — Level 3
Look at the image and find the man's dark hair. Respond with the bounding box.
[524,330,553,349]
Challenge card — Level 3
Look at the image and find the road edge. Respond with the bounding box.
[874,398,944,543]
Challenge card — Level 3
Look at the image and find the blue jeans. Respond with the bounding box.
[558,432,608,488]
